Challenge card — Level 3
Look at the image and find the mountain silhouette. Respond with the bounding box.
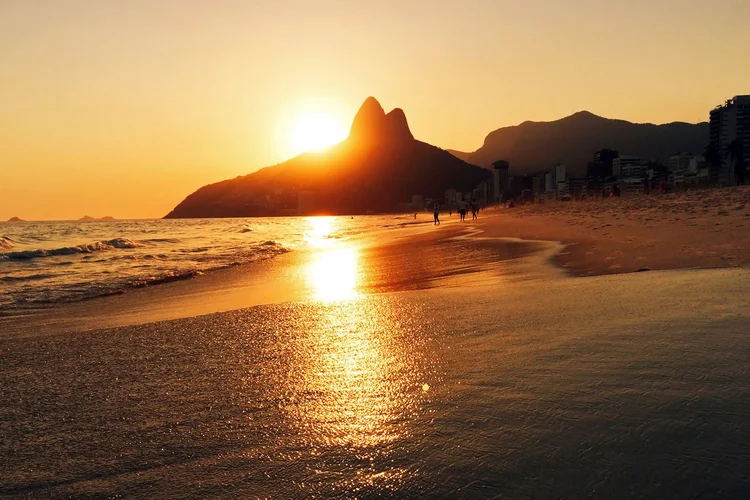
[448,111,709,176]
[166,97,489,218]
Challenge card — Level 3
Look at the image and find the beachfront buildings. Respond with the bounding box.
[444,189,457,204]
[542,164,568,198]
[668,154,707,186]
[612,155,643,179]
[710,95,750,185]
[669,154,696,175]
[492,161,510,202]
[588,149,619,179]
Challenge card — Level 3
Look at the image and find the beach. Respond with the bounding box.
[3,192,750,498]
[486,186,750,275]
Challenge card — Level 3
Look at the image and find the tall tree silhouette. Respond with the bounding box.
[726,139,746,185]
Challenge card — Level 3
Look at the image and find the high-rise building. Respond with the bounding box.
[492,160,510,203]
[709,95,750,185]
[589,149,619,178]
[669,154,695,175]
[612,155,643,178]
[555,164,568,196]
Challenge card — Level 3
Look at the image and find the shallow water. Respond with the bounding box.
[2,269,749,498]
[0,215,427,314]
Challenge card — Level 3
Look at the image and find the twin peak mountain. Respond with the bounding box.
[166,97,488,218]
[349,97,413,143]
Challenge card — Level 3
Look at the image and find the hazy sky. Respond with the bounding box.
[1,0,749,220]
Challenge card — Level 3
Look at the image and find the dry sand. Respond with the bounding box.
[478,186,750,276]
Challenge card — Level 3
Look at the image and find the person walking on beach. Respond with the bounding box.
[433,202,440,225]
[471,201,478,220]
[459,200,467,221]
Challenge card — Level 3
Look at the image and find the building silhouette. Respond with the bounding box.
[710,95,750,185]
[492,160,510,203]
[612,155,643,179]
[588,149,619,179]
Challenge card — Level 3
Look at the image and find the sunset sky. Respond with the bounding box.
[1,0,749,220]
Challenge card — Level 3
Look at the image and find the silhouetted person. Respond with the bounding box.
[612,184,621,197]
[459,200,467,221]
[433,202,440,225]
[471,201,478,220]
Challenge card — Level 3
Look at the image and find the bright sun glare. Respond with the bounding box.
[289,111,347,155]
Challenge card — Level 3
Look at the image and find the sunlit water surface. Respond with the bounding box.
[0,215,426,314]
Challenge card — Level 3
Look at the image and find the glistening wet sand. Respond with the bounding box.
[2,269,750,498]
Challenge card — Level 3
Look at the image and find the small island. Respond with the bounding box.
[7,217,25,222]
[79,216,116,221]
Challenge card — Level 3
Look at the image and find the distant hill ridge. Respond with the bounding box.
[448,111,709,177]
[166,97,489,218]
[79,216,116,221]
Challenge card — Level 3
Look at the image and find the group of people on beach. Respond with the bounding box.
[429,200,480,225]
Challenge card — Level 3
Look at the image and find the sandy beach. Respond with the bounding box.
[481,185,750,276]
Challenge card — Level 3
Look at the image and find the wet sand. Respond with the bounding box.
[2,266,750,498]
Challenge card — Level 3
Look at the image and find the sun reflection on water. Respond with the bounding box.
[287,217,436,465]
[285,299,428,453]
[305,216,361,302]
[308,247,360,302]
[305,216,336,248]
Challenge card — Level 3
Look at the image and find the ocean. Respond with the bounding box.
[0,215,425,316]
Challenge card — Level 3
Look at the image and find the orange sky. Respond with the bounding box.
[1,0,749,220]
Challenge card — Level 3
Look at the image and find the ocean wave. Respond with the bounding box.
[260,240,284,247]
[131,270,204,288]
[179,247,210,253]
[140,237,180,244]
[0,236,13,250]
[2,236,293,313]
[0,238,141,261]
[0,273,56,283]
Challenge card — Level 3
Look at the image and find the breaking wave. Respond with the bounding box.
[0,238,140,261]
[0,236,13,250]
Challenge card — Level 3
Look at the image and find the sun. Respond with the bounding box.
[289,111,347,155]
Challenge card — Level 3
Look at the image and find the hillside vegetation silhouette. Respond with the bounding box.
[449,111,709,176]
[166,97,490,218]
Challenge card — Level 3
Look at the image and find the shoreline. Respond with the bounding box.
[4,187,750,336]
[0,218,552,337]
